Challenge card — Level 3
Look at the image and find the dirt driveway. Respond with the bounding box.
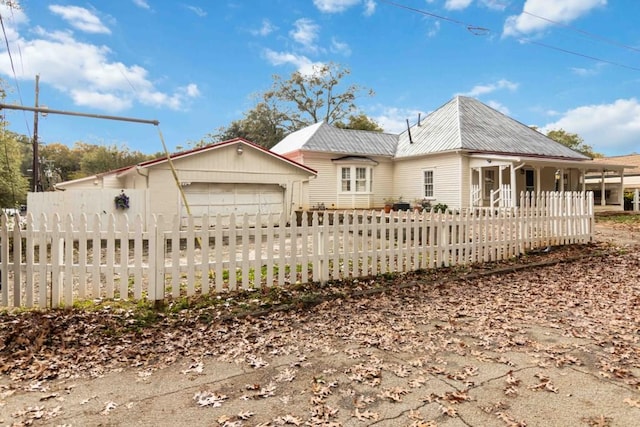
[1,226,639,426]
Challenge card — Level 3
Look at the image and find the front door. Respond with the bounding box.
[525,169,535,193]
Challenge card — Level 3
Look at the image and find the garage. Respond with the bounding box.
[51,139,316,231]
[181,182,284,223]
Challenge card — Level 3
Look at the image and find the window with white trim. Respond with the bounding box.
[423,169,434,198]
[355,167,367,192]
[341,167,351,191]
[339,166,372,193]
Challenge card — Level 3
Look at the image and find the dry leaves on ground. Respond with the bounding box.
[1,242,639,425]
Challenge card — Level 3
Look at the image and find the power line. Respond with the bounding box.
[379,0,640,73]
[0,10,31,137]
[520,10,640,54]
[524,39,640,72]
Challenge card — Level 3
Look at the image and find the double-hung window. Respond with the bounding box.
[339,166,372,193]
[423,169,434,198]
[341,167,351,191]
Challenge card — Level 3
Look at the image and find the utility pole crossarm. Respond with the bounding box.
[0,103,160,125]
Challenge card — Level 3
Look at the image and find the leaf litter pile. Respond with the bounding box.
[1,242,639,426]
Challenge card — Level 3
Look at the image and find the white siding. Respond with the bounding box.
[393,152,463,209]
[298,152,394,209]
[51,142,314,227]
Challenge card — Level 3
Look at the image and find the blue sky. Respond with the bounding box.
[0,0,639,157]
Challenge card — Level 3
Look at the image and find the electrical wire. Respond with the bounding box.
[0,10,31,138]
[379,0,640,73]
[521,10,640,54]
[1,110,18,207]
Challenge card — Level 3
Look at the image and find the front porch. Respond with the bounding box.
[468,154,628,210]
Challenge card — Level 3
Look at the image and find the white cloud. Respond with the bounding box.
[49,5,110,34]
[0,4,28,41]
[371,106,428,133]
[330,37,351,56]
[480,0,508,11]
[263,49,323,75]
[364,0,376,16]
[486,100,510,115]
[132,0,150,9]
[570,63,604,76]
[444,0,473,11]
[290,18,320,51]
[185,5,207,17]
[503,0,607,37]
[458,79,519,97]
[313,0,361,13]
[541,98,640,155]
[251,19,277,36]
[427,21,441,38]
[0,14,198,112]
[70,90,132,111]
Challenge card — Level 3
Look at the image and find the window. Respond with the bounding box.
[423,170,434,198]
[341,167,351,191]
[339,166,372,193]
[355,167,367,192]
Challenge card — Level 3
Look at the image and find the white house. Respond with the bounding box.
[29,138,317,229]
[271,96,628,211]
[584,154,639,208]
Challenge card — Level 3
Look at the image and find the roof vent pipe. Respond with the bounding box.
[406,119,413,144]
[418,113,421,126]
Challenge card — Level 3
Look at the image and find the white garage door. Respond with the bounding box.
[182,183,284,222]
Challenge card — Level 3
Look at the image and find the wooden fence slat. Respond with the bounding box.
[134,214,144,300]
[0,191,597,308]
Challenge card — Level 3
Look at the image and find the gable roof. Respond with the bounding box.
[395,96,591,160]
[125,137,316,175]
[55,138,316,189]
[591,154,640,173]
[271,121,398,157]
[271,97,591,162]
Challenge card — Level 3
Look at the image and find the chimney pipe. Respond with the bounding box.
[406,119,413,144]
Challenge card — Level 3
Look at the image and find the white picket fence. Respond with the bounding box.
[0,191,594,309]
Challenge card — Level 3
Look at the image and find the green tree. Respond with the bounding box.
[40,142,82,182]
[265,62,374,127]
[335,113,384,132]
[211,63,374,147]
[0,129,29,207]
[545,129,602,158]
[77,143,153,176]
[210,100,289,149]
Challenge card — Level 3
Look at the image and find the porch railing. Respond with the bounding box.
[489,184,512,208]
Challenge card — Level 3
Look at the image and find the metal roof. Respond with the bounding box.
[271,97,592,161]
[395,96,591,160]
[271,121,397,157]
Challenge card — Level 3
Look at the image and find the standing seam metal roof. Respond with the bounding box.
[271,97,591,161]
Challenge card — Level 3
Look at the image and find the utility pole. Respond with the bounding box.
[32,74,40,192]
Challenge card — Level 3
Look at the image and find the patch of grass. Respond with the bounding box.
[595,212,640,225]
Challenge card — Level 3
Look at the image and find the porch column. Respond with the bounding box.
[469,168,474,207]
[479,167,484,207]
[536,167,541,194]
[600,170,606,206]
[581,169,586,192]
[510,165,517,207]
[559,168,565,192]
[619,170,624,208]
[498,166,504,207]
